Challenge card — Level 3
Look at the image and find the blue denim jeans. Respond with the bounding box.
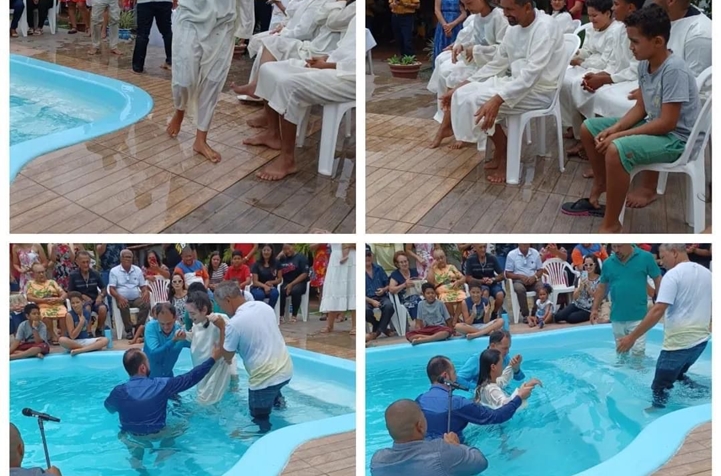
[391,13,414,57]
[652,340,708,407]
[250,287,279,309]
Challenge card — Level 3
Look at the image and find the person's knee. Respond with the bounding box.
[605,144,622,169]
[512,282,526,293]
[580,123,591,141]
[58,337,71,347]
[381,300,394,313]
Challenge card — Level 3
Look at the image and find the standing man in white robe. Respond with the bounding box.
[166,0,243,163]
[248,13,356,180]
[445,0,565,183]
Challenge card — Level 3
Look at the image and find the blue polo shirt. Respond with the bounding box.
[457,352,525,390]
[601,246,661,322]
[142,320,190,378]
[366,263,389,299]
[416,384,522,442]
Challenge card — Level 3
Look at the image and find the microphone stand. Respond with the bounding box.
[447,384,453,434]
[36,417,51,469]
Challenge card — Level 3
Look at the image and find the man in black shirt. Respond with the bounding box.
[464,244,505,319]
[687,244,711,269]
[68,250,108,337]
[278,244,309,322]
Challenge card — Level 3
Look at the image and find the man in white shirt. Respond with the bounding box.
[216,281,293,432]
[617,243,711,408]
[504,244,544,323]
[108,249,151,340]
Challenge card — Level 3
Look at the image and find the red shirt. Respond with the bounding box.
[567,0,584,20]
[233,244,256,265]
[224,265,251,288]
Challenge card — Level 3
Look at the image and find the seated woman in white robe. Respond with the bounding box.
[550,0,576,34]
[560,0,621,154]
[429,0,508,149]
[474,348,541,409]
[445,3,566,183]
[248,13,356,181]
[166,0,242,164]
[185,291,238,405]
[232,0,350,101]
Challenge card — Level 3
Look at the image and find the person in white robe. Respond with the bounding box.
[248,13,356,181]
[165,0,243,163]
[232,0,354,102]
[234,0,255,43]
[550,0,576,34]
[428,0,508,149]
[269,0,290,30]
[446,1,565,183]
[559,0,621,150]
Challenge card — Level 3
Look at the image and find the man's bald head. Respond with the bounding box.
[10,423,24,467]
[384,399,426,443]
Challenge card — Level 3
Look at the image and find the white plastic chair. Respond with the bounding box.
[148,277,170,307]
[503,33,581,184]
[390,293,408,336]
[273,281,310,323]
[541,258,579,307]
[506,277,536,324]
[573,21,592,39]
[570,19,581,33]
[619,67,712,233]
[296,101,356,177]
[48,0,59,34]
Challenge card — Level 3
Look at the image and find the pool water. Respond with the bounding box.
[11,352,354,476]
[365,329,711,476]
[10,80,113,146]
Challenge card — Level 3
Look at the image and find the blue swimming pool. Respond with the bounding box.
[366,326,711,476]
[10,347,355,476]
[9,55,154,181]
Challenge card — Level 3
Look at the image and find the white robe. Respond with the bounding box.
[593,8,711,118]
[171,0,242,131]
[475,365,524,409]
[188,313,238,406]
[552,11,575,34]
[428,7,508,123]
[255,13,356,125]
[234,0,255,39]
[248,0,304,59]
[451,10,564,150]
[560,21,622,136]
[269,0,290,30]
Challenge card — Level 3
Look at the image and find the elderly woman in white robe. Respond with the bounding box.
[248,13,356,181]
[428,0,508,149]
[165,0,242,164]
[447,2,565,184]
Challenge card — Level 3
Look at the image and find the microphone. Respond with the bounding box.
[22,408,60,423]
[438,377,469,392]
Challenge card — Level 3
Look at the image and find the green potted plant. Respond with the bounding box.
[387,55,422,80]
[118,10,134,40]
[233,37,246,57]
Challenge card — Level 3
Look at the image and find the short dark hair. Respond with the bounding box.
[187,282,208,294]
[623,0,645,9]
[468,280,483,291]
[511,0,533,5]
[123,348,146,376]
[421,282,435,294]
[232,250,243,258]
[153,302,176,318]
[586,0,613,13]
[624,4,670,44]
[488,330,507,346]
[426,355,452,383]
[23,303,39,316]
[67,291,83,301]
[186,291,212,316]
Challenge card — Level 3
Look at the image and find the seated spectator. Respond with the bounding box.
[206,251,228,291]
[25,262,67,345]
[277,244,309,323]
[389,251,422,320]
[687,244,711,269]
[366,246,395,342]
[9,292,27,337]
[108,249,151,340]
[10,0,24,38]
[370,399,489,476]
[464,244,505,319]
[427,248,466,326]
[174,247,210,289]
[539,243,567,262]
[224,250,252,290]
[68,250,108,337]
[529,283,554,328]
[142,250,170,281]
[550,0,575,33]
[456,282,504,339]
[10,304,50,360]
[10,423,62,475]
[571,243,608,269]
[168,273,188,323]
[25,0,52,36]
[250,244,281,308]
[406,284,453,345]
[504,244,544,323]
[555,254,602,325]
[58,292,109,356]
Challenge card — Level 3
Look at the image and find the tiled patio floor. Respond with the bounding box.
[365,62,712,234]
[10,30,355,233]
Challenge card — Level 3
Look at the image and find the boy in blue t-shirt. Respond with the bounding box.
[10,304,50,360]
[455,282,504,339]
[406,284,453,346]
[562,5,701,233]
[59,292,109,356]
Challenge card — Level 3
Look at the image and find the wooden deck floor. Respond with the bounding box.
[10,36,355,234]
[365,75,711,234]
[281,431,356,476]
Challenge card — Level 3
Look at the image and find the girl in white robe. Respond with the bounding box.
[474,348,541,409]
[185,292,238,406]
[550,0,575,34]
[166,0,243,164]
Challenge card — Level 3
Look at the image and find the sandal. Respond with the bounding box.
[349,329,356,336]
[290,317,297,323]
[68,28,77,34]
[320,327,333,333]
[561,198,605,217]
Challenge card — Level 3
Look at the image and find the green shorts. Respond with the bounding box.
[583,117,687,173]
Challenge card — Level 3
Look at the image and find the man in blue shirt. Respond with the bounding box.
[417,356,529,442]
[105,346,222,436]
[365,245,395,342]
[457,330,525,390]
[143,303,190,378]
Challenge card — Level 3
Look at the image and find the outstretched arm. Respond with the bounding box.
[163,357,216,396]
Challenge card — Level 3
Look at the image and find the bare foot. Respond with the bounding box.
[230,82,254,96]
[486,170,506,184]
[566,142,583,156]
[625,187,659,208]
[582,168,594,179]
[88,48,99,55]
[193,139,222,163]
[110,48,122,56]
[448,141,467,150]
[132,69,143,75]
[598,222,623,233]
[430,125,453,149]
[247,116,268,128]
[160,62,170,70]
[70,349,80,356]
[410,337,423,346]
[484,158,500,170]
[243,131,281,150]
[563,127,575,140]
[166,110,185,138]
[256,157,298,181]
[35,353,44,359]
